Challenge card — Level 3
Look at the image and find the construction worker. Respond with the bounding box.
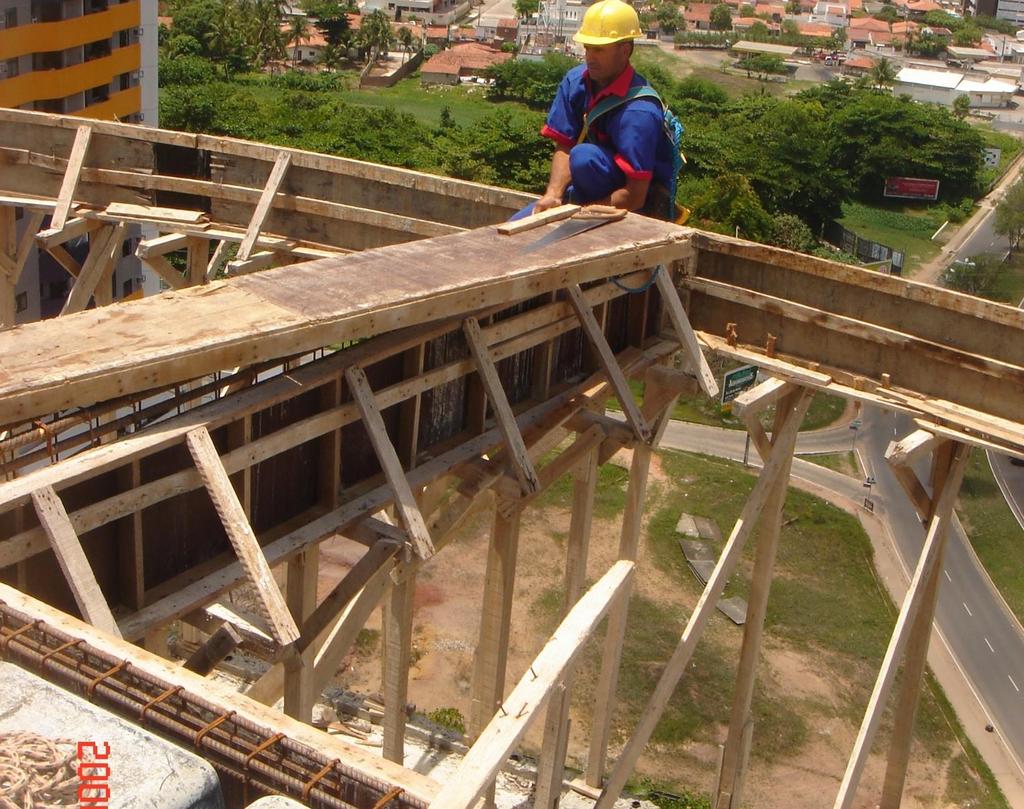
[514,0,679,221]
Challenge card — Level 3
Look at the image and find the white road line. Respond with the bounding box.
[1010,674,1020,693]
[985,637,995,653]
[963,601,973,617]
[944,569,952,583]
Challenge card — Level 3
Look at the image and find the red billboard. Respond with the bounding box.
[883,177,940,201]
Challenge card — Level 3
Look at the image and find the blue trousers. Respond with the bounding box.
[511,143,624,221]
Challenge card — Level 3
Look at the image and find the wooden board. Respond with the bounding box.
[0,216,687,424]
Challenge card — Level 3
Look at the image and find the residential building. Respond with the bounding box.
[362,0,469,26]
[420,41,510,84]
[683,2,715,30]
[894,65,1015,106]
[0,0,159,325]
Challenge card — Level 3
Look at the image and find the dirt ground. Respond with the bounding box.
[320,448,966,809]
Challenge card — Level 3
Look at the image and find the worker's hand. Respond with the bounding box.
[533,194,563,213]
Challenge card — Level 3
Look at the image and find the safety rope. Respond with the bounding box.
[0,731,78,808]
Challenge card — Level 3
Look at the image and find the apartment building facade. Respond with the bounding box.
[0,0,159,326]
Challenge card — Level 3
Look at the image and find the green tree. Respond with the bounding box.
[952,24,982,46]
[656,2,683,33]
[952,93,971,119]
[514,0,540,18]
[305,0,356,47]
[747,20,770,39]
[873,5,899,22]
[287,14,311,65]
[994,181,1024,252]
[770,213,816,252]
[690,173,774,240]
[397,26,415,62]
[710,3,732,30]
[941,254,1004,295]
[360,8,395,63]
[739,3,755,15]
[737,52,785,78]
[867,56,897,90]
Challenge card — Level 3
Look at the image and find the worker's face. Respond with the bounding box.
[584,42,632,88]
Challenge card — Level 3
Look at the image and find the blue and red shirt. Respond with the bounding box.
[541,63,675,188]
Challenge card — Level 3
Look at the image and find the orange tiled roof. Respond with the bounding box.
[849,16,890,31]
[422,42,512,74]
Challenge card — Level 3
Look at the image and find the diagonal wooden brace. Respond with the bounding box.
[463,316,540,495]
[566,283,651,444]
[31,485,121,638]
[654,267,719,398]
[345,366,436,560]
[238,152,291,262]
[185,426,300,646]
[884,431,944,524]
[51,125,92,231]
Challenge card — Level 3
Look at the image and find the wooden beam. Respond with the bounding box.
[183,622,243,675]
[185,426,299,646]
[382,572,415,763]
[104,202,207,225]
[730,378,791,420]
[140,254,186,290]
[428,561,635,809]
[238,152,291,262]
[61,223,125,315]
[654,267,719,397]
[284,544,319,722]
[7,210,45,286]
[0,208,14,328]
[594,393,808,808]
[226,250,276,276]
[832,443,969,809]
[29,485,121,637]
[205,239,230,282]
[50,125,92,231]
[535,443,598,808]
[716,388,812,809]
[136,232,190,259]
[186,237,209,286]
[888,462,932,525]
[585,444,653,788]
[297,539,401,653]
[345,366,435,560]
[463,316,540,495]
[36,216,102,249]
[45,244,82,278]
[495,204,578,235]
[886,429,939,469]
[566,283,650,444]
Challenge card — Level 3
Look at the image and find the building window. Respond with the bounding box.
[121,238,132,257]
[33,51,63,71]
[29,0,61,22]
[5,58,17,77]
[4,7,16,27]
[35,98,64,113]
[15,292,28,313]
[119,71,131,90]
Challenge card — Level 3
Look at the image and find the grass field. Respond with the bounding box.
[632,48,810,97]
[801,451,859,477]
[989,251,1024,305]
[838,201,944,275]
[533,448,1006,806]
[958,447,1024,625]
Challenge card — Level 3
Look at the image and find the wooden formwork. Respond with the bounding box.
[0,110,1022,809]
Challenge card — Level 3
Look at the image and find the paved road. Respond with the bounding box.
[656,414,1024,792]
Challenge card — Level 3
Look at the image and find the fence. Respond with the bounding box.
[823,221,905,275]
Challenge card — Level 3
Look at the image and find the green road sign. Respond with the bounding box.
[721,365,758,405]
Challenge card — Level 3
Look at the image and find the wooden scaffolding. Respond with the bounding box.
[0,109,1022,809]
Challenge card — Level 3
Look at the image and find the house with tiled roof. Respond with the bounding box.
[849,16,890,32]
[798,21,835,36]
[683,2,716,29]
[420,41,511,84]
[732,16,781,33]
[842,53,876,73]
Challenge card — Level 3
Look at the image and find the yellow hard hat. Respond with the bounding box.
[573,0,642,45]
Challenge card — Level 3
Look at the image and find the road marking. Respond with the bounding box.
[1010,675,1020,693]
[963,601,973,617]
[985,637,995,653]
[944,569,952,583]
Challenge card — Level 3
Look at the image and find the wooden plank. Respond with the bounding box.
[206,239,230,282]
[715,388,812,809]
[50,125,92,231]
[495,204,578,235]
[185,426,299,645]
[566,283,650,444]
[105,202,207,224]
[463,316,540,495]
[594,394,807,808]
[238,152,291,262]
[654,268,719,397]
[0,222,684,424]
[186,237,209,286]
[183,622,243,675]
[136,232,190,259]
[731,377,791,419]
[60,223,124,315]
[345,366,436,560]
[382,572,415,763]
[226,251,276,275]
[887,463,932,525]
[36,217,103,249]
[297,539,401,653]
[140,254,186,290]
[45,244,82,278]
[832,444,969,809]
[686,276,1024,386]
[428,561,635,809]
[885,429,939,468]
[9,210,45,285]
[29,485,121,637]
[283,545,319,721]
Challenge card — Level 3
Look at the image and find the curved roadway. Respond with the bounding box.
[657,412,1024,801]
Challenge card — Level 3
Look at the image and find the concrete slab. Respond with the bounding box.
[679,538,715,562]
[717,596,748,625]
[0,662,224,809]
[694,516,722,541]
[675,513,700,538]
